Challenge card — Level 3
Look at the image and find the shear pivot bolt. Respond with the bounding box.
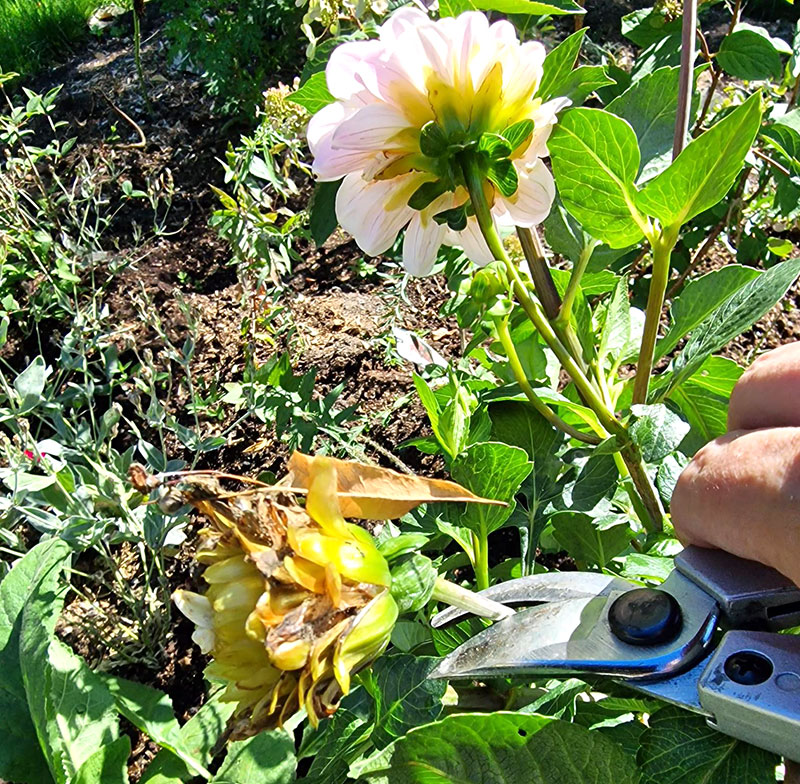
[608,588,682,646]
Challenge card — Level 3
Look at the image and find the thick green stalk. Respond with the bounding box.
[494,317,601,445]
[516,226,561,319]
[431,577,514,620]
[633,230,676,405]
[461,155,664,532]
[472,532,490,591]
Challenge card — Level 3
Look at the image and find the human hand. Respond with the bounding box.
[671,342,800,587]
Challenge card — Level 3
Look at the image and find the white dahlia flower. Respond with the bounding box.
[307,9,568,274]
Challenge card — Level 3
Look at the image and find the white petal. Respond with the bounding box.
[191,628,216,654]
[173,590,214,629]
[446,216,496,266]
[402,212,447,275]
[325,40,385,100]
[499,159,555,227]
[331,102,411,151]
[336,172,415,256]
[308,101,376,181]
[523,96,572,160]
[502,41,546,105]
[380,7,431,41]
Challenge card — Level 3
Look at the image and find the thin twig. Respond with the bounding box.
[693,30,719,134]
[753,148,792,178]
[673,0,698,158]
[98,90,146,148]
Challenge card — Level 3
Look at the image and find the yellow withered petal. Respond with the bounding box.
[283,555,327,594]
[270,638,312,671]
[173,590,214,630]
[334,591,398,695]
[305,457,351,539]
[204,555,254,584]
[288,524,391,587]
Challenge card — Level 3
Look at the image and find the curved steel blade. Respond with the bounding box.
[431,572,633,628]
[430,572,719,681]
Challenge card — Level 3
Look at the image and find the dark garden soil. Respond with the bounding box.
[5,2,800,779]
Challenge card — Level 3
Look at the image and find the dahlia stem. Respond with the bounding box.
[556,239,598,329]
[494,316,601,445]
[633,229,677,405]
[431,577,514,621]
[461,155,664,532]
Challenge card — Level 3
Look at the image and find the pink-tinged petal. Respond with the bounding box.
[446,216,496,266]
[380,7,431,40]
[523,96,572,159]
[455,12,490,89]
[331,102,413,152]
[308,102,377,181]
[336,172,415,256]
[402,212,447,275]
[497,158,555,227]
[326,40,385,100]
[502,40,546,106]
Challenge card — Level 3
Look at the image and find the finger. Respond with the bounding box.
[728,342,800,431]
[671,427,800,587]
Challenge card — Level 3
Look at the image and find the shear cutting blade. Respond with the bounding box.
[430,571,720,682]
[431,572,633,628]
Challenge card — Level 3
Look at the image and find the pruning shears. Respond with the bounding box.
[429,546,800,762]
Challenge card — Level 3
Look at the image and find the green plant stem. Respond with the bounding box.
[461,155,664,532]
[430,575,514,619]
[471,533,490,591]
[517,225,589,371]
[556,239,597,329]
[132,10,153,115]
[633,231,675,405]
[494,317,601,445]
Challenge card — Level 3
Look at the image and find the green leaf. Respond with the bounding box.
[14,355,47,413]
[638,705,778,783]
[549,108,645,249]
[352,712,638,783]
[631,35,682,81]
[304,693,373,784]
[440,0,583,14]
[451,442,532,537]
[479,132,513,160]
[569,454,619,511]
[140,694,235,784]
[669,357,743,451]
[636,93,763,228]
[287,71,335,113]
[607,66,701,182]
[211,731,296,784]
[656,265,762,361]
[598,278,631,364]
[389,554,437,614]
[657,452,689,504]
[365,655,446,750]
[717,26,785,81]
[629,404,690,462]
[660,257,800,398]
[102,675,212,780]
[73,737,131,784]
[29,639,119,784]
[621,7,682,48]
[550,512,632,567]
[536,29,586,102]
[308,179,341,247]
[0,539,69,784]
[553,66,613,106]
